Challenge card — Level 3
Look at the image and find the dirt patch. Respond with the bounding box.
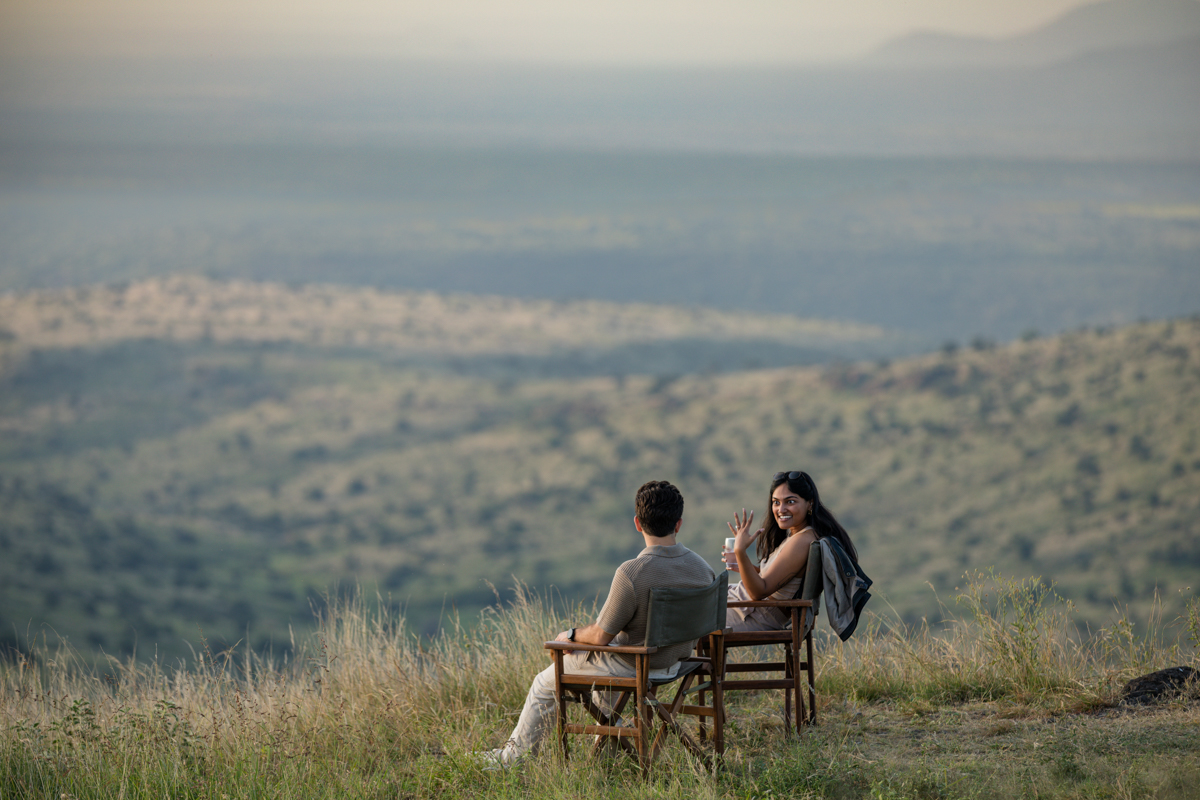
[1120,666,1198,706]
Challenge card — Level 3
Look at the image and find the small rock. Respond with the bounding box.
[1120,666,1198,705]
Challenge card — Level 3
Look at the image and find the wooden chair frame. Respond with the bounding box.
[718,599,816,732]
[545,633,724,772]
[700,541,823,736]
[544,573,728,773]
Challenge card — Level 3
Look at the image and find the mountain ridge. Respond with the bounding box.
[865,0,1200,68]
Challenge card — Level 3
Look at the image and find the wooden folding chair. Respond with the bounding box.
[544,572,727,773]
[704,541,823,735]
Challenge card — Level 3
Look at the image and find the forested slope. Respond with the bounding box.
[1,279,1196,662]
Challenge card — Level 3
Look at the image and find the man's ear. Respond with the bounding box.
[633,515,644,534]
[673,518,683,534]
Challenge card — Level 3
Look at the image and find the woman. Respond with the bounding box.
[723,470,857,632]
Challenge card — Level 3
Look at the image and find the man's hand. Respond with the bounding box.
[554,628,575,654]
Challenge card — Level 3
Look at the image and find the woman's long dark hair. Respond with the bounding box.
[756,471,858,565]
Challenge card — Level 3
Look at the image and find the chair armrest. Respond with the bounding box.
[544,641,658,655]
[727,599,814,608]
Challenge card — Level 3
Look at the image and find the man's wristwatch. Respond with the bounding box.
[568,628,576,642]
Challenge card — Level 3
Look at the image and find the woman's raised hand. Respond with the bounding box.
[728,509,760,551]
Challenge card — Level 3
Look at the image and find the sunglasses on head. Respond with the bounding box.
[773,471,806,482]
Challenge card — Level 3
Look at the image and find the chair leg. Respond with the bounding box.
[783,647,794,734]
[553,650,569,760]
[651,690,708,764]
[585,689,635,756]
[712,633,725,760]
[649,688,670,760]
[806,627,817,726]
[695,640,709,743]
[666,681,688,759]
[635,656,650,774]
[793,633,804,735]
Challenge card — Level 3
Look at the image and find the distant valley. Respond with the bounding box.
[1,279,1196,664]
[3,149,1197,345]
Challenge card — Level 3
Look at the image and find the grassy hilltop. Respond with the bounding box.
[0,277,1198,664]
[1,583,1198,799]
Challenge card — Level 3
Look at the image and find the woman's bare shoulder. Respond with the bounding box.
[781,527,819,551]
[769,528,817,568]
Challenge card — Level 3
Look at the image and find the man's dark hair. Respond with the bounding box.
[635,480,684,537]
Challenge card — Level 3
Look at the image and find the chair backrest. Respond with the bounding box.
[783,541,823,632]
[644,572,728,649]
[799,541,823,603]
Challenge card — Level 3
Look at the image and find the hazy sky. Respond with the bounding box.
[3,0,1098,64]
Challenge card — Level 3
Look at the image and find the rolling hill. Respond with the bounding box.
[1,278,1197,664]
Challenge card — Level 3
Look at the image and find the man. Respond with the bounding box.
[481,479,715,767]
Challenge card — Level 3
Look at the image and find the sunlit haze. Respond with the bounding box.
[0,0,1198,692]
[3,0,1097,64]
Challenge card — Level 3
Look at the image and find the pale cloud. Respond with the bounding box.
[2,0,1096,64]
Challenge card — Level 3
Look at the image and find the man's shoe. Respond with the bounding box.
[474,744,523,771]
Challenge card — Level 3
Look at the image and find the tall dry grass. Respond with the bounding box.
[821,571,1199,711]
[1,574,1196,799]
[1,584,577,798]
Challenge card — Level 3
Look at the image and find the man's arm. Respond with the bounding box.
[552,623,615,654]
[552,565,631,653]
[554,623,614,647]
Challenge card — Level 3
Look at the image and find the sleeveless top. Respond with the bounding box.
[726,530,810,629]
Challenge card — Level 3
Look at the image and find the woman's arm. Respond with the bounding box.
[728,510,816,601]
